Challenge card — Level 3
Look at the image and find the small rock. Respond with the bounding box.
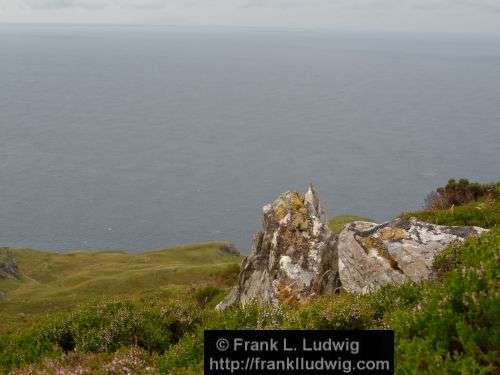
[0,250,20,280]
[219,243,241,256]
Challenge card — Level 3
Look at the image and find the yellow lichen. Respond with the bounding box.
[357,235,402,272]
[275,204,289,220]
[274,192,306,221]
[379,227,407,241]
[289,193,305,211]
[358,236,386,255]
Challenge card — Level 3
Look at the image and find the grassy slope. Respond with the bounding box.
[0,243,241,333]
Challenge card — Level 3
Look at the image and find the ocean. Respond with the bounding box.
[1,24,499,251]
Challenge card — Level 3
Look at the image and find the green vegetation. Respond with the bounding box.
[394,227,499,374]
[328,214,372,234]
[401,180,500,229]
[424,179,499,211]
[0,243,241,333]
[1,181,498,374]
[401,198,500,228]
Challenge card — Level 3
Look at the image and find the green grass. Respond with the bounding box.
[328,214,372,235]
[0,243,241,334]
[401,197,500,229]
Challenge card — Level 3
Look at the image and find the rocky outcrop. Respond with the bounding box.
[0,250,20,280]
[217,186,488,309]
[216,185,339,310]
[338,218,487,293]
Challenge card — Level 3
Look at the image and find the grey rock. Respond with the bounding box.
[0,249,20,280]
[219,242,241,256]
[338,217,487,293]
[217,185,489,309]
[216,185,340,310]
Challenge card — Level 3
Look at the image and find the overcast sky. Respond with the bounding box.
[1,0,499,35]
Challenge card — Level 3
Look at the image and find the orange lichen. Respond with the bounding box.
[276,282,301,307]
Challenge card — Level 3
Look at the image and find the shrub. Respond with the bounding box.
[159,333,204,373]
[424,179,498,211]
[0,300,204,371]
[284,293,375,330]
[192,286,223,308]
[368,283,422,321]
[10,346,160,375]
[432,241,463,280]
[0,328,61,370]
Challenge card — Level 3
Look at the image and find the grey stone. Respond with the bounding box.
[216,185,339,310]
[0,250,20,280]
[338,217,487,293]
[217,185,488,309]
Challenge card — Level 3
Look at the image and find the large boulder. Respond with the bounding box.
[217,185,489,309]
[338,218,487,293]
[216,185,339,310]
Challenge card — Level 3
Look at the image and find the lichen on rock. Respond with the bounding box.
[217,185,489,309]
[216,184,339,310]
[338,217,488,293]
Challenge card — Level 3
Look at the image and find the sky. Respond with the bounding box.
[0,0,500,35]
